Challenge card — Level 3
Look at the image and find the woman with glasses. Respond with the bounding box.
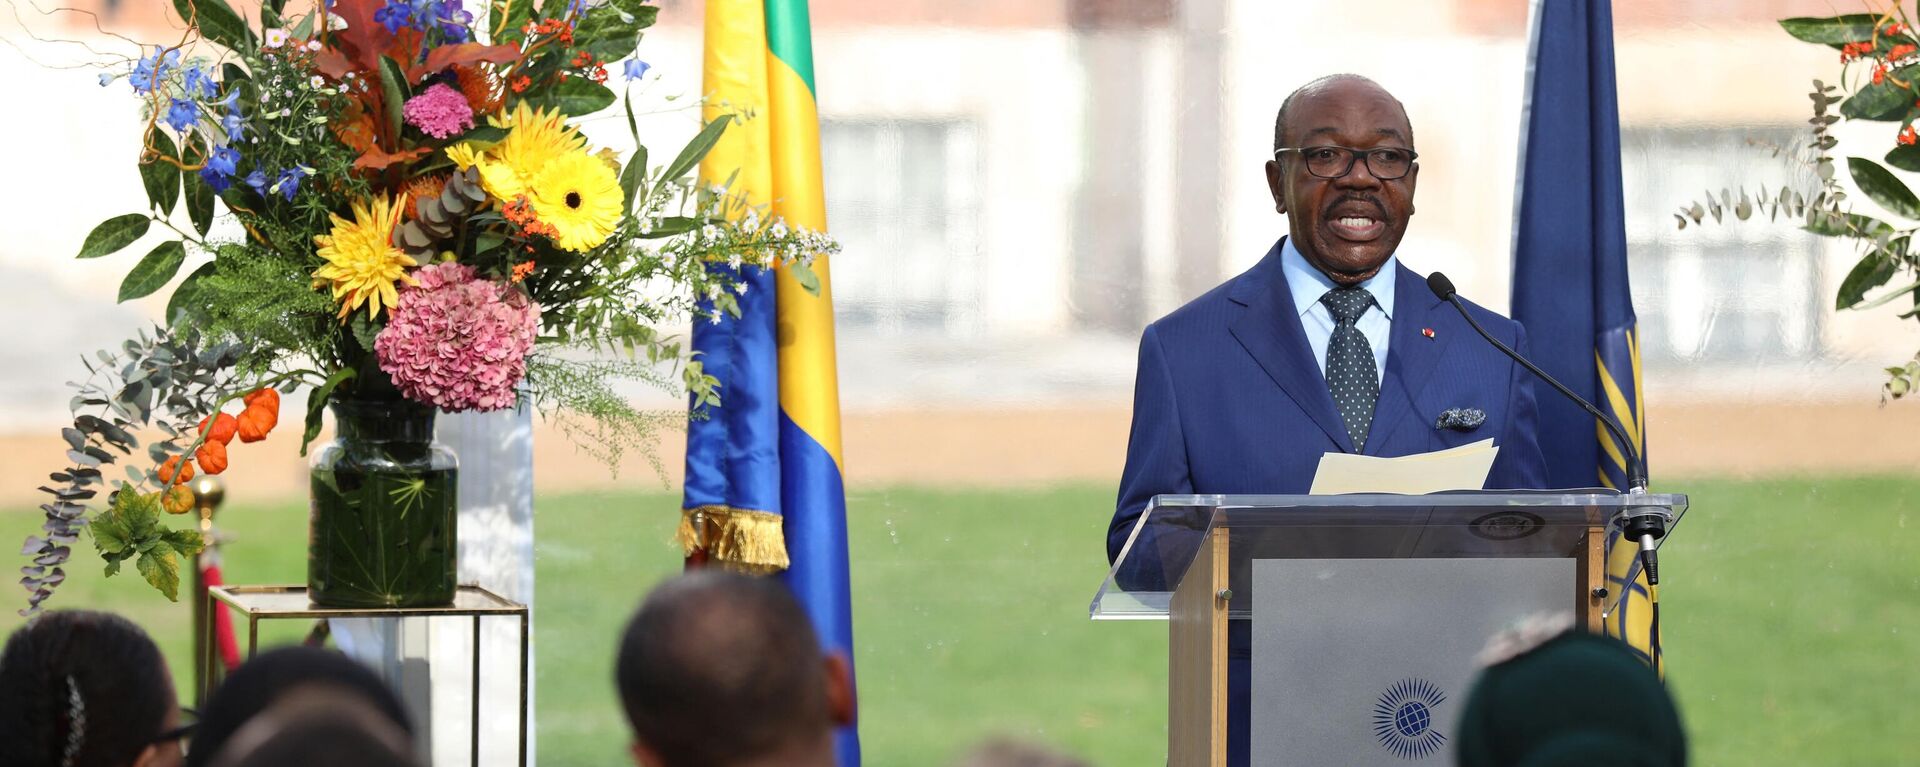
[0,610,188,767]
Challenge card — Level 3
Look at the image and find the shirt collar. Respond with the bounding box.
[1279,236,1397,321]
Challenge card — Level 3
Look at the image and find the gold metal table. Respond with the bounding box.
[204,585,530,767]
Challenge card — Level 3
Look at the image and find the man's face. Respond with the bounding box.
[1265,80,1418,286]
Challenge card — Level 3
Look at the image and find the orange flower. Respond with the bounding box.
[236,389,281,443]
[404,173,450,220]
[1891,44,1917,62]
[510,75,532,94]
[161,485,195,515]
[1900,125,1918,146]
[198,412,238,445]
[1887,23,1907,36]
[195,439,229,475]
[454,65,504,117]
[511,260,536,283]
[1875,62,1891,84]
[157,455,195,484]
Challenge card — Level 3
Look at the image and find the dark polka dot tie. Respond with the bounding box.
[1321,286,1378,452]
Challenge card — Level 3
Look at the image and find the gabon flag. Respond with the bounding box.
[681,0,860,762]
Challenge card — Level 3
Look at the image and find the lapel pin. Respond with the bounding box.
[1422,328,1436,339]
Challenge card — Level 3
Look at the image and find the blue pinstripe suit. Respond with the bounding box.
[1106,238,1550,764]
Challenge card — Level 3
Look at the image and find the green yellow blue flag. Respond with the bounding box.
[684,0,859,760]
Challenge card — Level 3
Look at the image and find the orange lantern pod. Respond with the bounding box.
[198,412,239,445]
[196,439,230,475]
[156,455,196,484]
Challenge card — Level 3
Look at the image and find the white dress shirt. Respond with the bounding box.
[1279,237,1395,385]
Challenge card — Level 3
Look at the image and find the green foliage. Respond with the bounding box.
[140,130,181,216]
[191,240,343,375]
[78,214,151,259]
[91,490,204,601]
[523,354,682,476]
[1676,48,1920,399]
[173,0,254,52]
[1779,14,1880,46]
[120,241,188,302]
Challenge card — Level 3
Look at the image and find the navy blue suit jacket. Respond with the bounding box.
[1106,239,1550,571]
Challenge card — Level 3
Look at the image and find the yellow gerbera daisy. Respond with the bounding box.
[312,194,417,319]
[529,152,625,252]
[470,102,588,202]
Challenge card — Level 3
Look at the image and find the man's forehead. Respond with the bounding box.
[1287,83,1412,140]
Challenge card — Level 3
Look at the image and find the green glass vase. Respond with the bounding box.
[308,399,459,607]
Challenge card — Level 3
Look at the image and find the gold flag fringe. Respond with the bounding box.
[678,505,790,574]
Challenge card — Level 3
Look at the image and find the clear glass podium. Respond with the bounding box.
[1091,491,1687,766]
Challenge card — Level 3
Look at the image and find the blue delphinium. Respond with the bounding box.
[623,59,651,81]
[244,170,270,195]
[374,0,418,33]
[198,145,242,193]
[183,66,219,99]
[129,47,180,94]
[274,166,309,201]
[163,98,199,133]
[432,0,473,42]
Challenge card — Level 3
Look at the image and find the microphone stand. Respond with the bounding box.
[1426,273,1669,669]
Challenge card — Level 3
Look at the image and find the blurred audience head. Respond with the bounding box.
[1456,622,1686,767]
[186,646,412,767]
[0,609,184,767]
[204,685,417,767]
[616,571,855,767]
[950,738,1091,767]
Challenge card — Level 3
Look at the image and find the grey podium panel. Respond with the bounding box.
[1251,558,1571,766]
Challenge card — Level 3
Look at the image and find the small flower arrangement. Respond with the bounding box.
[20,0,836,613]
[1679,9,1920,400]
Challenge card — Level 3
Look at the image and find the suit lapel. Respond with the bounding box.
[1368,264,1455,452]
[1228,240,1356,453]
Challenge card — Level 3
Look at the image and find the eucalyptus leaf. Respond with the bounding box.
[77,215,151,259]
[119,242,188,303]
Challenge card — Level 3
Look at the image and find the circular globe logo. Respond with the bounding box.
[1373,678,1447,759]
[1470,511,1545,541]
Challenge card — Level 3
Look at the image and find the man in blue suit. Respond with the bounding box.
[1106,74,1550,764]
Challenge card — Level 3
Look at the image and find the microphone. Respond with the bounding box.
[1426,272,1666,585]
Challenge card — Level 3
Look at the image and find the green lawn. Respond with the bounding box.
[3,476,1917,765]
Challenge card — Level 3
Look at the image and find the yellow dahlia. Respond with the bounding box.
[529,152,625,252]
[468,102,588,201]
[312,194,417,319]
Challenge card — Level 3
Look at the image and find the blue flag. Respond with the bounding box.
[1511,0,1644,492]
[1511,0,1659,670]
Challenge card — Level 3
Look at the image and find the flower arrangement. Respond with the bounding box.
[1680,8,1920,399]
[20,0,836,613]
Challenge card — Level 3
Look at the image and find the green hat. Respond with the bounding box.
[1454,631,1687,767]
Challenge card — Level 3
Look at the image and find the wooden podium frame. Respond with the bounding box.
[1164,521,1608,767]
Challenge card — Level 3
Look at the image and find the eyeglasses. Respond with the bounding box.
[1273,145,1418,180]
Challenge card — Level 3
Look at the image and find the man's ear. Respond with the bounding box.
[1264,159,1287,215]
[823,652,857,728]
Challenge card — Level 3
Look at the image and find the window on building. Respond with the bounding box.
[1621,127,1825,366]
[821,119,981,335]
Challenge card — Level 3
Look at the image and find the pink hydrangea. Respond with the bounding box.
[402,82,476,139]
[375,263,540,412]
